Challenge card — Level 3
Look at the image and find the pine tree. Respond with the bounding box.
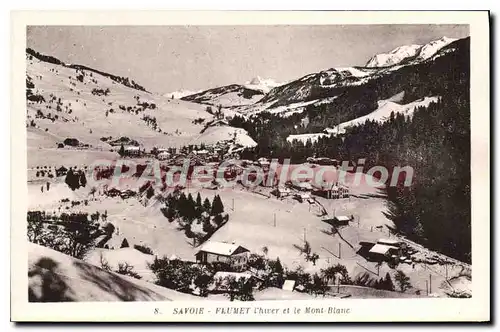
[187,193,195,205]
[196,192,202,207]
[120,238,130,248]
[118,144,125,156]
[79,171,87,187]
[203,197,211,212]
[394,270,411,292]
[211,195,224,215]
[383,272,395,291]
[273,257,284,275]
[64,168,80,191]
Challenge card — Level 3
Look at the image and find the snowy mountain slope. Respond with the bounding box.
[26,49,256,168]
[365,36,457,68]
[416,36,458,61]
[181,84,265,107]
[179,77,283,107]
[164,89,202,99]
[243,76,284,94]
[28,242,197,302]
[366,44,422,68]
[285,93,440,143]
[286,132,328,144]
[330,94,440,135]
[244,96,340,117]
[253,66,376,108]
[191,125,257,148]
[26,52,211,152]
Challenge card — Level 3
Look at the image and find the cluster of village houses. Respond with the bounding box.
[111,138,353,202]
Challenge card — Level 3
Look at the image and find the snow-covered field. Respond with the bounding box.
[192,125,257,148]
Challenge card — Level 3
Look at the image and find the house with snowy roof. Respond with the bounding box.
[195,241,250,267]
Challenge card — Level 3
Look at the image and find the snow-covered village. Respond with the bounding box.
[25,25,472,302]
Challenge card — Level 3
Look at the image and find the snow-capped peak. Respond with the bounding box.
[417,36,458,60]
[244,76,283,93]
[365,36,458,68]
[366,44,422,68]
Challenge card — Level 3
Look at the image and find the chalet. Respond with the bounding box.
[294,192,311,203]
[207,153,221,163]
[195,241,250,267]
[291,181,313,192]
[333,215,351,225]
[367,243,399,261]
[157,151,171,160]
[313,182,350,199]
[124,145,141,156]
[323,127,346,137]
[120,189,137,199]
[330,184,349,199]
[105,187,122,197]
[194,149,209,157]
[55,166,68,177]
[360,238,405,261]
[306,156,338,166]
[323,215,352,226]
[272,186,291,198]
[172,154,187,166]
[258,157,271,169]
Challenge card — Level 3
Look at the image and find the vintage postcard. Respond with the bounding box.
[11,11,490,322]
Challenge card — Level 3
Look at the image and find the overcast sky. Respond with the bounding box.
[27,25,469,94]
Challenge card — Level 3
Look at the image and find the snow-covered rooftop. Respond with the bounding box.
[197,241,248,256]
[377,238,400,246]
[369,244,399,255]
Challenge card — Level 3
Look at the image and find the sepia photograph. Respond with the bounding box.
[11,10,490,322]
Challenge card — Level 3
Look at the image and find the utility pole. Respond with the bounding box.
[425,280,429,296]
[445,264,448,280]
[338,243,341,259]
[429,274,432,294]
